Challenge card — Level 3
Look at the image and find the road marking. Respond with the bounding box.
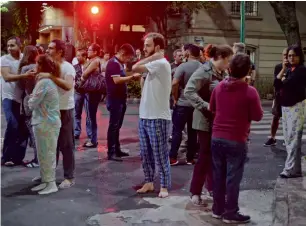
[251,112,306,140]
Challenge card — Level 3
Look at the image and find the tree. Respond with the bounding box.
[269,1,301,46]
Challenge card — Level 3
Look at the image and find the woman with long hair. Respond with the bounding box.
[275,45,306,178]
[80,43,103,148]
[184,44,233,206]
[18,45,39,167]
[28,55,61,195]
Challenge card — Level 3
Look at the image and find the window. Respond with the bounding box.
[231,1,258,17]
[246,46,256,64]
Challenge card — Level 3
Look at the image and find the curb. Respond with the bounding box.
[272,157,306,226]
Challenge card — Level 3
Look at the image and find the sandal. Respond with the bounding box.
[83,141,98,148]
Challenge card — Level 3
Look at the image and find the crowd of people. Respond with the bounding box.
[1,32,305,224]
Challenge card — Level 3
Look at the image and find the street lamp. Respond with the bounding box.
[90,6,100,43]
[240,1,245,43]
[91,6,99,15]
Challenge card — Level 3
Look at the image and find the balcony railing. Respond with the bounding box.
[231,1,259,17]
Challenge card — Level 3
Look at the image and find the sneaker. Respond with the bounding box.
[264,138,276,147]
[212,213,222,219]
[168,136,172,142]
[170,158,179,166]
[116,151,130,157]
[32,176,42,182]
[223,212,251,224]
[59,179,75,189]
[186,159,195,165]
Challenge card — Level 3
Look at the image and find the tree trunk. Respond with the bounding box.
[269,1,301,46]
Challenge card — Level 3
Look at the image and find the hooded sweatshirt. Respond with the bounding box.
[210,77,263,143]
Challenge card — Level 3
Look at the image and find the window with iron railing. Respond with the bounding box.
[231,1,259,17]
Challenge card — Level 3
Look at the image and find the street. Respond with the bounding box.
[1,103,303,226]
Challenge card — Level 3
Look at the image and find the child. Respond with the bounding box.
[209,54,263,223]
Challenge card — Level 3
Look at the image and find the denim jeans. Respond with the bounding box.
[86,92,102,144]
[211,138,247,216]
[106,99,126,157]
[169,105,197,161]
[2,98,28,164]
[74,92,92,138]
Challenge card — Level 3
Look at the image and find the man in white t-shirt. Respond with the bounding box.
[132,32,172,198]
[1,36,34,166]
[37,39,76,189]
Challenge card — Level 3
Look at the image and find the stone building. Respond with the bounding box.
[174,1,306,79]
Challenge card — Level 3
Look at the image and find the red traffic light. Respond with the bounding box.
[91,6,99,14]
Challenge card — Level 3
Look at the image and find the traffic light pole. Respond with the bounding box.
[240,1,245,43]
[93,31,97,43]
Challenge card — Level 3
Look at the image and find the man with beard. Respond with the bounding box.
[1,36,33,166]
[171,49,183,77]
[169,44,202,166]
[36,39,76,189]
[132,33,172,198]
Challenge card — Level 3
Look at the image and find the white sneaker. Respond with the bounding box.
[59,179,75,189]
[32,176,42,182]
[31,183,47,191]
[38,182,58,195]
[212,213,222,219]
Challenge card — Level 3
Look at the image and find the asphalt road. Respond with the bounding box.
[1,103,295,226]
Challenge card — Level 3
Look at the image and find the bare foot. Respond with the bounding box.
[158,188,169,198]
[136,182,154,194]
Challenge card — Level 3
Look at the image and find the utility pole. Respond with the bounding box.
[240,1,245,43]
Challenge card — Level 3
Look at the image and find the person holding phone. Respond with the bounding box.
[275,45,306,178]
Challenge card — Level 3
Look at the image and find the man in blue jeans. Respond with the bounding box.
[1,36,33,166]
[169,44,202,165]
[105,44,141,161]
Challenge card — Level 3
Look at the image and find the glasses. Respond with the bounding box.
[288,54,297,58]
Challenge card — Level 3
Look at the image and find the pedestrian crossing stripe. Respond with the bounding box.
[250,111,306,140]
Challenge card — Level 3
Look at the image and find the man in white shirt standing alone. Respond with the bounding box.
[37,39,76,188]
[132,33,172,198]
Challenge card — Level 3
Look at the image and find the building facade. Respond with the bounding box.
[175,1,306,79]
[38,6,74,46]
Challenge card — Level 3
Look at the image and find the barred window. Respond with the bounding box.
[231,1,258,16]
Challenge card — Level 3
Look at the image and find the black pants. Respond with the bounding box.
[56,109,75,179]
[106,100,126,157]
[169,105,197,161]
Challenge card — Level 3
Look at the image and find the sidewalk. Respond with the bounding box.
[273,157,306,226]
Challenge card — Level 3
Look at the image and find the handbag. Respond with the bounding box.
[79,62,106,94]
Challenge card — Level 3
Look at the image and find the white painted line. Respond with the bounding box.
[274,135,306,140]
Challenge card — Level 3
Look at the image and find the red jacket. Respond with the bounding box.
[210,77,263,142]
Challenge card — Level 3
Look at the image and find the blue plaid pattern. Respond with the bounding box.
[139,119,171,189]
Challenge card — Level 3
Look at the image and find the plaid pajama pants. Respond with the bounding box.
[139,118,171,189]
